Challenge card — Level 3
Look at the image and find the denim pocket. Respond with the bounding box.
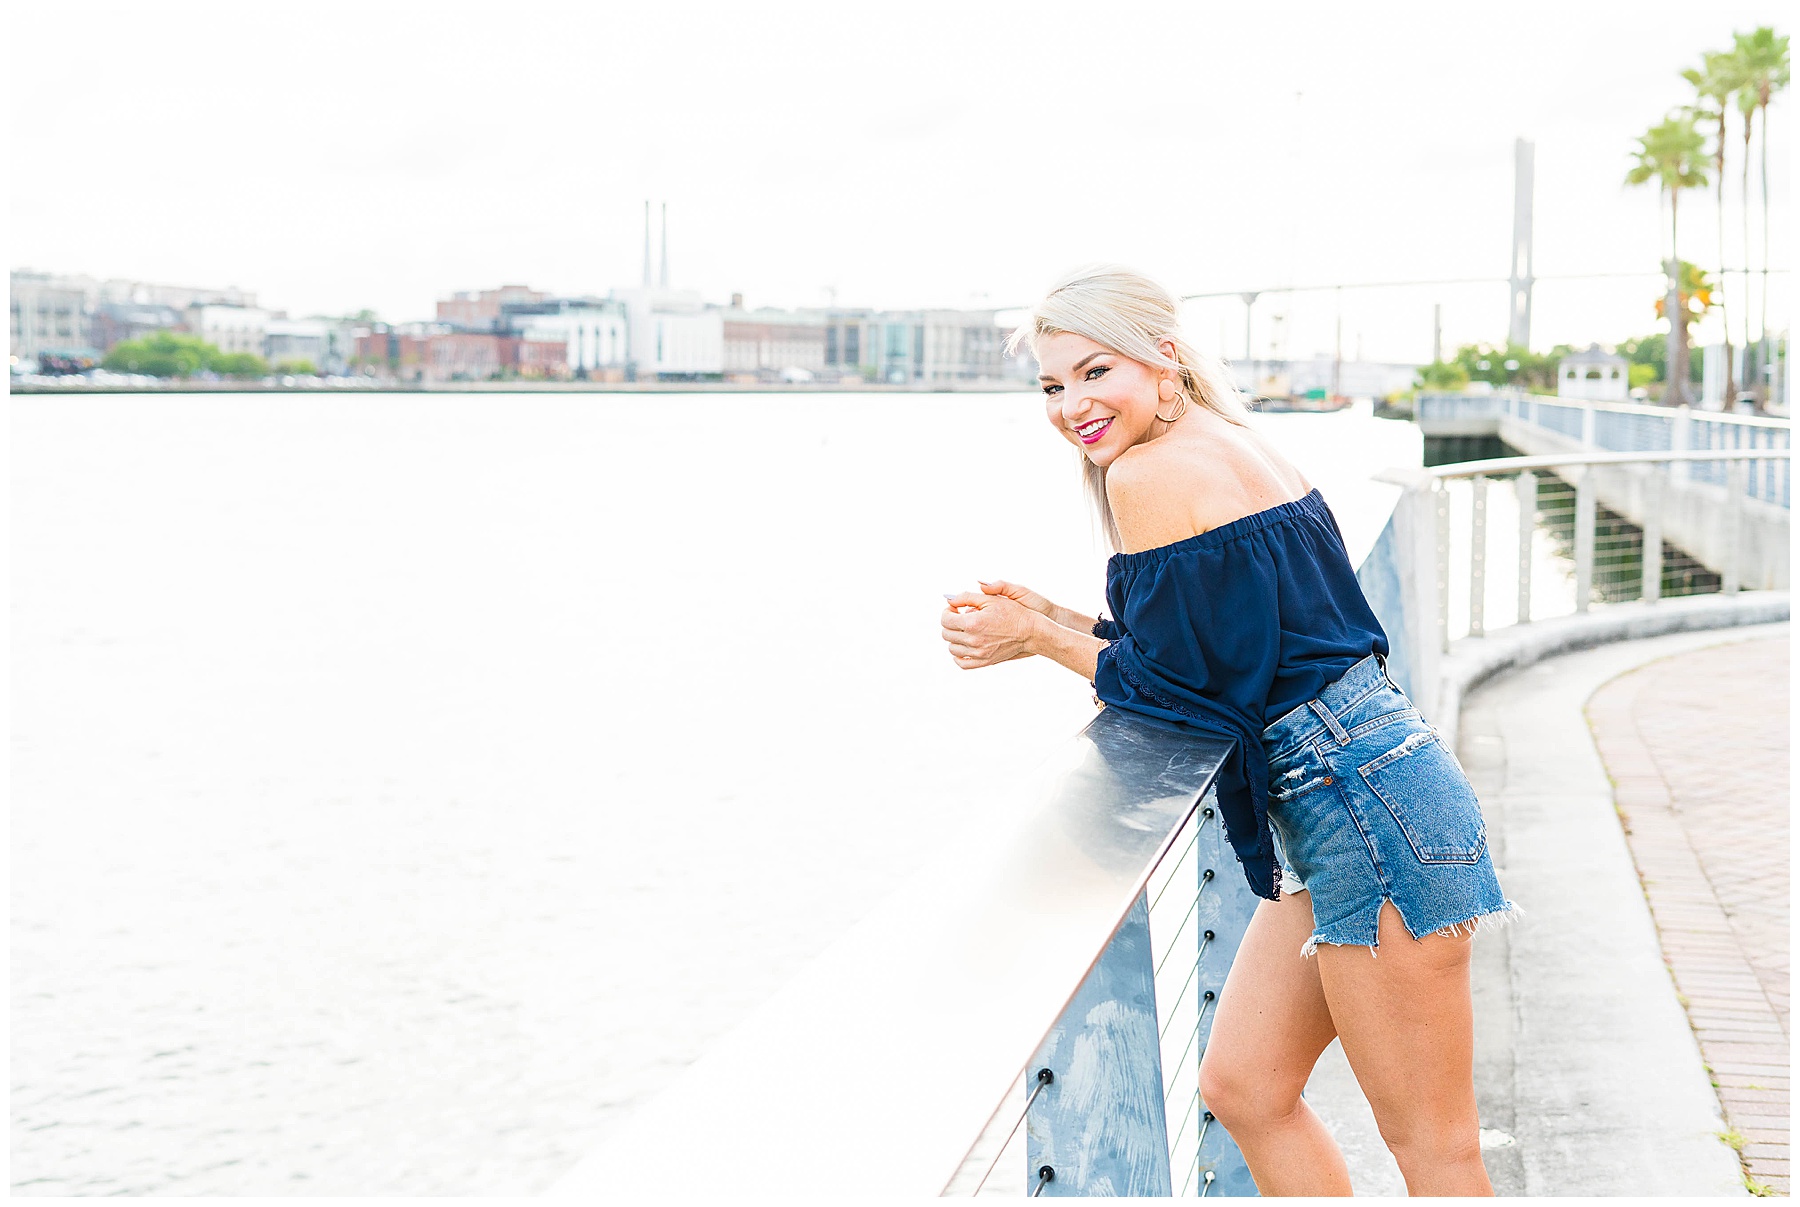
[1358,729,1487,864]
[1268,741,1333,803]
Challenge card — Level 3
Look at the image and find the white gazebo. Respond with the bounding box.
[1558,343,1630,401]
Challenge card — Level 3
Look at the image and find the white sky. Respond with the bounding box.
[8,0,1790,363]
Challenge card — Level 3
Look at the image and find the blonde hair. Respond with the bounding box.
[1006,264,1249,553]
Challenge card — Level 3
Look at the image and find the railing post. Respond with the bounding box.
[1574,469,1595,613]
[1468,475,1488,637]
[1516,471,1536,624]
[1758,427,1772,502]
[1434,483,1451,652]
[1581,403,1597,447]
[1026,892,1172,1197]
[1723,458,1745,594]
[1187,797,1260,1197]
[1641,467,1664,604]
[1670,405,1691,482]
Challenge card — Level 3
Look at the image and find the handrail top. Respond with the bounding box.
[1417,389,1790,430]
[548,710,1236,1197]
[1423,448,1792,481]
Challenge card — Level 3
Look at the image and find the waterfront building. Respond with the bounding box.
[264,318,333,372]
[611,286,724,380]
[606,202,724,380]
[11,271,97,363]
[1558,344,1630,402]
[185,304,271,358]
[720,298,826,381]
[424,332,518,383]
[515,335,571,379]
[91,301,186,353]
[818,309,876,382]
[437,285,549,331]
[855,309,1009,385]
[410,319,570,382]
[353,323,437,382]
[501,297,629,380]
[816,307,1011,386]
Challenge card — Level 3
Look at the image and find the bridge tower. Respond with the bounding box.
[1508,138,1535,349]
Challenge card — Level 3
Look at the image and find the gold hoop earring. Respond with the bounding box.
[1156,392,1188,424]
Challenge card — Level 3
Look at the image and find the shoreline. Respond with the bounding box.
[8,379,1036,396]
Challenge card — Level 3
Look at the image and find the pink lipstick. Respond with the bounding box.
[1077,417,1114,445]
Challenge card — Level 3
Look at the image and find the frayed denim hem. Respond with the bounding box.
[1297,899,1524,960]
[1428,899,1525,942]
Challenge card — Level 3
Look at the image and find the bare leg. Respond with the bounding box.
[1314,901,1493,1196]
[1198,891,1353,1196]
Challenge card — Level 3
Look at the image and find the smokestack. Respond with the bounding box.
[642,200,652,288]
[659,201,669,288]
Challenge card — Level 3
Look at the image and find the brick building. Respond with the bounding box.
[353,325,437,382]
[720,301,827,381]
[516,336,570,379]
[426,332,518,382]
[437,286,548,331]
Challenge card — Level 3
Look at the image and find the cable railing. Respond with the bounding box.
[942,716,1256,1198]
[1419,449,1792,650]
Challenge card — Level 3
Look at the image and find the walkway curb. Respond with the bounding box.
[1432,592,1790,747]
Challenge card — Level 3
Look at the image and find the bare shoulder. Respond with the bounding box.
[1106,419,1311,553]
[1104,439,1203,552]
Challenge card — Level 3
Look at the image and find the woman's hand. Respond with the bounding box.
[941,588,1043,670]
[974,578,1055,618]
[973,579,1097,634]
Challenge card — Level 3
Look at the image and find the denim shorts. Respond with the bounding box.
[1263,654,1519,957]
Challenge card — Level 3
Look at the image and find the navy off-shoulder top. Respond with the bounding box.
[1090,488,1387,901]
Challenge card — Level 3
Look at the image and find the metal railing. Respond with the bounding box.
[549,708,1244,1199]
[1418,390,1792,509]
[941,716,1251,1198]
[1419,448,1791,650]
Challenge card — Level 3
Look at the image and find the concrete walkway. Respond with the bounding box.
[1587,637,1790,1195]
[1305,624,1785,1196]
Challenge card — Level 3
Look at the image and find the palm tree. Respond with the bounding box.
[1626,114,1709,404]
[1684,51,1743,406]
[1733,27,1790,403]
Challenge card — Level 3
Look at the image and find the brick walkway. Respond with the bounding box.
[1586,637,1790,1196]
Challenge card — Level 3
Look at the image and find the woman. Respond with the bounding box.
[938,265,1516,1197]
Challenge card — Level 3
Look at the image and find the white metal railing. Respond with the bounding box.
[1420,448,1791,650]
[548,710,1241,1199]
[1419,390,1792,509]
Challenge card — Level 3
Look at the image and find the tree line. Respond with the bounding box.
[101,331,316,379]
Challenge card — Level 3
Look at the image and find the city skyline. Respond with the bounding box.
[10,2,1789,364]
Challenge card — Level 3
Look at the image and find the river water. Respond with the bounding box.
[12,393,1428,1194]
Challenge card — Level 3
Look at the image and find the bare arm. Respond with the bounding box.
[1028,611,1105,682]
[1047,603,1101,634]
